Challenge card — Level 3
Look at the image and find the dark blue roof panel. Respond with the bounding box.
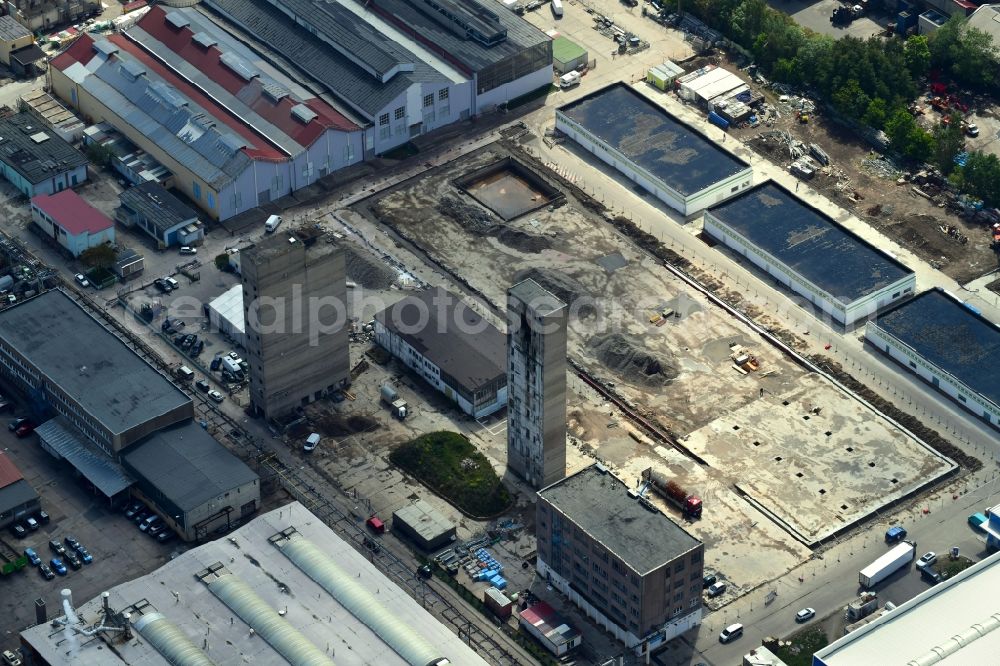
[707,182,914,304]
[874,289,1000,408]
[557,83,750,197]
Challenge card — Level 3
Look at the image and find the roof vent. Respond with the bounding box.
[594,462,608,474]
[165,12,191,30]
[29,132,49,144]
[92,40,119,57]
[262,83,289,104]
[192,32,217,49]
[219,52,258,82]
[290,104,317,124]
[120,59,146,82]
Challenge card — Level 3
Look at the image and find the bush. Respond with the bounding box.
[214,253,231,272]
[390,431,511,517]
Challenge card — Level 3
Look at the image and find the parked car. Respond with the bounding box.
[64,536,80,551]
[9,523,26,538]
[36,510,49,524]
[191,340,204,356]
[50,558,67,576]
[795,608,816,623]
[417,564,433,579]
[48,540,66,556]
[24,517,38,531]
[76,547,93,564]
[180,334,194,349]
[133,509,153,525]
[885,526,907,543]
[14,420,35,437]
[707,581,727,597]
[179,246,197,255]
[917,552,937,569]
[124,501,143,519]
[153,279,171,293]
[173,334,186,346]
[156,529,175,543]
[74,273,90,288]
[139,515,161,533]
[703,572,718,589]
[304,433,320,452]
[39,563,54,580]
[208,390,224,403]
[2,649,22,666]
[8,417,27,432]
[719,623,743,643]
[921,567,943,584]
[966,123,980,137]
[148,522,166,536]
[195,379,210,393]
[210,356,222,371]
[23,548,40,566]
[968,512,988,531]
[164,277,179,290]
[65,552,81,570]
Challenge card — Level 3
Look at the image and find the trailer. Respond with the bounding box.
[642,468,702,518]
[859,542,914,588]
[380,384,408,419]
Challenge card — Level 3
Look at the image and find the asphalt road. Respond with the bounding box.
[694,471,999,665]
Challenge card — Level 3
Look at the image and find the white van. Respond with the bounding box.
[559,71,581,89]
[264,215,283,233]
[551,0,563,17]
[176,365,194,381]
[304,433,320,452]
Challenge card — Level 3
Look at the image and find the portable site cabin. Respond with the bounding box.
[646,60,685,91]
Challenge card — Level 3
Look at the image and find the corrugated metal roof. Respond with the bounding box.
[207,572,336,666]
[35,417,134,497]
[203,0,449,119]
[0,451,24,488]
[134,613,217,666]
[277,532,446,665]
[0,15,31,41]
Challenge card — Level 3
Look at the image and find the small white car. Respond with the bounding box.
[966,123,979,137]
[207,390,224,403]
[707,581,727,597]
[719,623,743,643]
[917,552,937,568]
[795,608,815,623]
[74,273,90,288]
[164,276,179,290]
[179,246,197,255]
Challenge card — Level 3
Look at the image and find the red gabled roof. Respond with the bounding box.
[31,190,114,236]
[134,6,358,142]
[0,451,24,488]
[50,33,98,72]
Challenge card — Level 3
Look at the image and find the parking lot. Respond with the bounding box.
[765,0,889,39]
[0,403,187,653]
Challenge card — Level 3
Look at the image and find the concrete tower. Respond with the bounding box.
[506,279,567,489]
[240,227,349,421]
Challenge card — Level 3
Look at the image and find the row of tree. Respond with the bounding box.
[681,0,1000,206]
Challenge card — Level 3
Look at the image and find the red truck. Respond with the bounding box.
[642,468,703,519]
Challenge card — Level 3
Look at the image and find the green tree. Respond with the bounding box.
[932,118,966,174]
[885,108,933,162]
[862,98,889,129]
[831,79,870,119]
[956,152,1000,206]
[903,35,931,79]
[79,244,117,270]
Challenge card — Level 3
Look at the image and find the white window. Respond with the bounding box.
[394,106,405,120]
[379,113,390,126]
[438,88,449,101]
[423,93,434,108]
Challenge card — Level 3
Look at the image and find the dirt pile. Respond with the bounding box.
[437,195,497,234]
[313,413,380,438]
[496,227,551,253]
[589,333,678,385]
[344,246,396,290]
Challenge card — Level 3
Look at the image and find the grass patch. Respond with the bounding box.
[508,84,557,109]
[381,142,420,160]
[390,431,511,517]
[931,555,975,580]
[771,626,829,666]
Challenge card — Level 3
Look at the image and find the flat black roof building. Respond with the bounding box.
[375,288,505,397]
[706,181,914,304]
[118,182,199,236]
[0,290,192,450]
[0,112,88,185]
[871,289,1000,410]
[557,83,750,197]
[122,421,258,515]
[539,463,701,575]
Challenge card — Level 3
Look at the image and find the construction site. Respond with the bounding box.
[336,137,959,601]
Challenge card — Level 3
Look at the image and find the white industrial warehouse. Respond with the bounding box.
[19,502,488,665]
[207,284,246,348]
[865,288,1000,428]
[704,181,916,326]
[555,83,753,216]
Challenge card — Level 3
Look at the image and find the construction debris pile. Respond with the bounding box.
[436,196,496,234]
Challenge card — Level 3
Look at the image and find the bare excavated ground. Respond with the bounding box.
[347,141,956,596]
[733,96,999,284]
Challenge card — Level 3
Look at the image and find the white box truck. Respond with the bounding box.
[559,71,581,89]
[859,542,914,588]
[551,0,563,17]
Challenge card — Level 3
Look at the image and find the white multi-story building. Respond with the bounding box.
[506,279,567,489]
